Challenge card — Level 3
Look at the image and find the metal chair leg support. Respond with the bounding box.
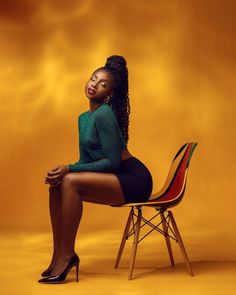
[129,207,142,280]
[160,211,175,266]
[168,210,194,276]
[115,208,133,268]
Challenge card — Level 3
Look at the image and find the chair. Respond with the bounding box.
[111,142,197,280]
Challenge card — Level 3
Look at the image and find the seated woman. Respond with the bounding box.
[38,55,153,284]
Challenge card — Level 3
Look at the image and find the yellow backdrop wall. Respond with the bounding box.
[0,0,235,259]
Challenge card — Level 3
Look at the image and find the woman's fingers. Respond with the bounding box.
[45,165,64,184]
[47,174,60,180]
[47,166,61,176]
[47,171,60,176]
[45,174,62,185]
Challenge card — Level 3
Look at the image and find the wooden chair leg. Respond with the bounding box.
[129,207,142,280]
[115,208,133,268]
[160,211,174,266]
[168,210,194,276]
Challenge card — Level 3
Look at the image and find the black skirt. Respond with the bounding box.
[114,156,153,203]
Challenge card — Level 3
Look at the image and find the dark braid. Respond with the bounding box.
[96,55,130,144]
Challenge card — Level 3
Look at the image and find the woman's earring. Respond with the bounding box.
[104,94,113,103]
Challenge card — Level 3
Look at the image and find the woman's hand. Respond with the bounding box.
[44,165,70,187]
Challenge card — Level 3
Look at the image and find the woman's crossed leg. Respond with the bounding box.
[47,171,125,276]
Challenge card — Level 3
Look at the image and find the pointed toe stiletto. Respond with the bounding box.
[38,253,80,284]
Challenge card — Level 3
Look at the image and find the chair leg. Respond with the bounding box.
[160,211,174,266]
[115,208,133,268]
[168,210,194,276]
[129,207,142,280]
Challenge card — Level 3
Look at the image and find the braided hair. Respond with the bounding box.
[95,55,130,145]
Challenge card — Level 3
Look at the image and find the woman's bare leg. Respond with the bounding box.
[49,174,83,276]
[49,171,125,276]
[43,185,62,272]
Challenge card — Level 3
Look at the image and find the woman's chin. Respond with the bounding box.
[85,92,93,99]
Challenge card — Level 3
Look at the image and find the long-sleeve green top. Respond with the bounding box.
[68,103,127,173]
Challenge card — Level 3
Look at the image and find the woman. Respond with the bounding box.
[38,55,153,284]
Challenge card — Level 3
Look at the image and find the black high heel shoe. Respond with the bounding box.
[41,268,52,277]
[38,253,80,284]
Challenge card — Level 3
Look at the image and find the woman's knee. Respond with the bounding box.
[61,172,82,187]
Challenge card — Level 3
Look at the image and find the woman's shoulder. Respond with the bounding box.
[78,104,115,122]
[94,104,115,119]
[78,110,90,120]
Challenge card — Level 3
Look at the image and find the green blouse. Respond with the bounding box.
[68,103,127,173]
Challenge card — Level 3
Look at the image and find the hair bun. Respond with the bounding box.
[105,55,127,72]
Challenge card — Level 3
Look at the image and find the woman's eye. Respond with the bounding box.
[90,76,106,87]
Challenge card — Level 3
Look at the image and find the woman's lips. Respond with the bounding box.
[88,88,96,95]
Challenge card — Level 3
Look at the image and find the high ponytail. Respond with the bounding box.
[102,55,131,145]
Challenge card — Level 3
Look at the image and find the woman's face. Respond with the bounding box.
[85,69,113,102]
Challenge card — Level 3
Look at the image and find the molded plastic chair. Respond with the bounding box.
[111,142,197,280]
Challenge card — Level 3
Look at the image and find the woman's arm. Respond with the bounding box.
[68,108,122,173]
[45,115,87,186]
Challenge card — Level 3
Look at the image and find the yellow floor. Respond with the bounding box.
[0,230,236,295]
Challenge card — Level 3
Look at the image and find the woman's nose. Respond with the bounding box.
[91,82,98,88]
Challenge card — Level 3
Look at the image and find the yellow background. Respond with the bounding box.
[0,1,235,294]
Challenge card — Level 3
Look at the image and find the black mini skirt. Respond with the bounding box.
[114,156,153,203]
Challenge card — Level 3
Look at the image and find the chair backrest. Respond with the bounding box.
[149,143,197,205]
